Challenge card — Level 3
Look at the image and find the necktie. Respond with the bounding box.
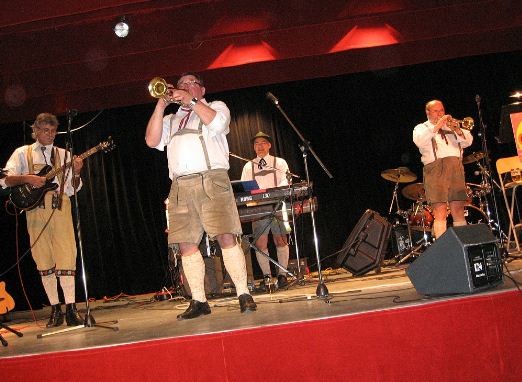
[41,147,49,165]
[258,158,266,170]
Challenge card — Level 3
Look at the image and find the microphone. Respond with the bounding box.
[67,109,78,117]
[266,92,279,105]
[475,95,481,105]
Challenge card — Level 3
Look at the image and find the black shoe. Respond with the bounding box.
[277,274,288,288]
[177,300,211,320]
[238,294,257,313]
[46,304,64,328]
[65,303,84,326]
[260,274,276,293]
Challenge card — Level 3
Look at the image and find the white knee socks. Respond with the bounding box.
[255,249,272,276]
[41,274,59,306]
[276,245,289,275]
[222,244,250,296]
[182,251,206,302]
[58,275,76,304]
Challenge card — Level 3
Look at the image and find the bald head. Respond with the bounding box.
[425,100,445,124]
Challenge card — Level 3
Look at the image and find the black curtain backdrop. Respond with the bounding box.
[1,51,521,310]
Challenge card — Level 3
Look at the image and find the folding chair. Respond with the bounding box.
[496,156,522,253]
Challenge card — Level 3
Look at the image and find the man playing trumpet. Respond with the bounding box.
[145,72,256,319]
[413,100,473,239]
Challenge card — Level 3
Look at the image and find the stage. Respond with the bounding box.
[1,259,522,382]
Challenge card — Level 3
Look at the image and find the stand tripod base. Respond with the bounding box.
[0,321,24,346]
[396,243,425,265]
[316,281,329,298]
[37,314,119,339]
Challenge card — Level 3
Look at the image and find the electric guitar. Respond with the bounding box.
[0,281,15,314]
[9,138,114,210]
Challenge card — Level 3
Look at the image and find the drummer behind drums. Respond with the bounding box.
[412,100,473,239]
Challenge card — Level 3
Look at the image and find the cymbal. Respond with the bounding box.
[402,182,426,201]
[380,167,417,183]
[462,151,486,165]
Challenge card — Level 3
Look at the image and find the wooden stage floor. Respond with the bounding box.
[2,258,522,359]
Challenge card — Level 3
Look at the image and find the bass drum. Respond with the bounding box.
[463,204,489,225]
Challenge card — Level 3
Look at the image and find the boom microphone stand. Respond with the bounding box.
[266,92,333,298]
[38,109,118,338]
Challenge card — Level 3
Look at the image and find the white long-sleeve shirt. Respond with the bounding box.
[413,120,473,165]
[153,99,231,178]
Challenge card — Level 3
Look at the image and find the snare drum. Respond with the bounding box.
[408,205,434,231]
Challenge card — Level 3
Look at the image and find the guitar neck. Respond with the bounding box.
[45,145,102,180]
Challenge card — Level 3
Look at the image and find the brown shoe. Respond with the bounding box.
[177,300,211,320]
[238,294,257,313]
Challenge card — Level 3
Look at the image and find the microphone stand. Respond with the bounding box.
[38,109,118,338]
[475,95,508,251]
[267,92,333,298]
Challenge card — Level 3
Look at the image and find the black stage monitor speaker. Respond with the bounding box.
[336,210,392,276]
[406,224,503,296]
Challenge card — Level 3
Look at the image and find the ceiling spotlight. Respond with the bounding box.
[114,17,129,38]
[510,91,522,99]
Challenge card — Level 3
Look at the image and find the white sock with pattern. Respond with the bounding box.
[41,274,60,306]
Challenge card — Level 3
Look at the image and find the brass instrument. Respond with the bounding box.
[447,116,474,131]
[148,77,182,105]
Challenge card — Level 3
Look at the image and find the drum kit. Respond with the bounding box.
[381,151,492,264]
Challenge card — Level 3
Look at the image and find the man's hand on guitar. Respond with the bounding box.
[26,174,46,188]
[72,156,83,175]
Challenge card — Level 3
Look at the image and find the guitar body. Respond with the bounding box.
[9,165,59,210]
[0,281,15,314]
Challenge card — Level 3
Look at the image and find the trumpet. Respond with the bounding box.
[446,116,474,131]
[148,77,183,105]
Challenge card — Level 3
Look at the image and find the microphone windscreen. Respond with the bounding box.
[266,92,279,105]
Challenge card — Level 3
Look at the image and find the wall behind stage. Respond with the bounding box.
[0,51,520,310]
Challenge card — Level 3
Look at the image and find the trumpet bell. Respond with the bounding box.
[461,117,474,130]
[148,77,168,98]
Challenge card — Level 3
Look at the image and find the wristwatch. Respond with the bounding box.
[189,97,199,108]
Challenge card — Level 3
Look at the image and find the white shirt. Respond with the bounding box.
[413,120,473,165]
[0,142,82,196]
[240,154,289,189]
[154,99,231,178]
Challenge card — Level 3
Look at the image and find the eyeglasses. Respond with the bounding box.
[36,127,57,135]
[177,79,202,89]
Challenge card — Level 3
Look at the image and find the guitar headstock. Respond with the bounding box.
[99,137,116,153]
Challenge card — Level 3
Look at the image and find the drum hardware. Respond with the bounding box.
[462,151,486,165]
[381,167,417,216]
[401,182,426,202]
[395,201,433,265]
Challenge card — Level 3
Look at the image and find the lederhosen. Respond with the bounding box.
[423,125,467,203]
[166,108,241,246]
[26,145,77,276]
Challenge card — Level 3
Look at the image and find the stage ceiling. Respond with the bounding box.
[1,0,521,124]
